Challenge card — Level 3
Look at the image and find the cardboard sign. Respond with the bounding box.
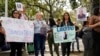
[53,26,76,43]
[1,17,34,42]
[76,7,87,21]
[15,2,23,11]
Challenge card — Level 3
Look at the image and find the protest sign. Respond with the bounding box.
[76,7,87,21]
[15,2,23,11]
[53,26,76,43]
[1,17,34,42]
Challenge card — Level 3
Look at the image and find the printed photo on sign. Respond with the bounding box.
[15,2,23,11]
[53,26,76,43]
[76,7,87,21]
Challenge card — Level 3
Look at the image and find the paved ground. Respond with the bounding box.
[29,38,84,56]
[0,38,84,56]
[29,52,83,56]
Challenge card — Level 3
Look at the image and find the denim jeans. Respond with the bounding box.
[34,33,46,56]
[82,36,93,56]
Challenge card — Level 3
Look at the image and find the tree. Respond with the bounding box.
[0,0,37,19]
[78,0,99,15]
[70,0,80,9]
[27,0,67,18]
[91,0,99,14]
[0,0,5,16]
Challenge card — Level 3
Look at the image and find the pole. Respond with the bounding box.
[5,0,8,17]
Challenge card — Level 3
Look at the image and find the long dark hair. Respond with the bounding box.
[83,16,89,26]
[49,17,56,28]
[93,7,100,16]
[12,10,21,18]
[61,12,73,26]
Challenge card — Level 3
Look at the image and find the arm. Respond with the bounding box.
[88,16,100,28]
[1,27,6,35]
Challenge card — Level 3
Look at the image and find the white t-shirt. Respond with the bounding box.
[33,19,47,34]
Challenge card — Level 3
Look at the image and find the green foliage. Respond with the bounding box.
[0,0,5,16]
[70,0,79,9]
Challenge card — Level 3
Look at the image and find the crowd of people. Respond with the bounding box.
[0,6,100,56]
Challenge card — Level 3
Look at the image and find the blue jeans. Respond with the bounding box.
[34,33,46,56]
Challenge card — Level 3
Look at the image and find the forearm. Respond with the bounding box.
[89,22,100,28]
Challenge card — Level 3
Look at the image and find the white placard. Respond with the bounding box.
[76,7,87,21]
[1,17,34,43]
[15,2,23,11]
[53,26,76,43]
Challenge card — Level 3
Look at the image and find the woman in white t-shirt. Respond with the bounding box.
[33,12,47,56]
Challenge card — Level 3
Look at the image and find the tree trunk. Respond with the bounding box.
[91,0,99,14]
[49,5,53,18]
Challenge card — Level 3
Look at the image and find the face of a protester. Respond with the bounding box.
[36,14,42,20]
[57,20,61,24]
[13,11,20,18]
[64,14,69,21]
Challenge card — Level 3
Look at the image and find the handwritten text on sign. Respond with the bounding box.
[1,17,34,42]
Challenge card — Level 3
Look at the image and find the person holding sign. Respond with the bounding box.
[47,18,60,56]
[33,12,47,56]
[10,10,23,56]
[61,12,74,56]
[16,2,28,20]
[20,6,28,20]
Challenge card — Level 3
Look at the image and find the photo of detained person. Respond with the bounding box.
[78,8,86,19]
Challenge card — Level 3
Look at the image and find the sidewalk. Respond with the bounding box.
[0,38,84,56]
[29,52,83,56]
[45,38,84,52]
[29,38,84,56]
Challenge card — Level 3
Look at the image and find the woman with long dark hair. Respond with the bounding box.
[89,7,100,56]
[47,17,59,56]
[10,10,23,56]
[61,12,74,56]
